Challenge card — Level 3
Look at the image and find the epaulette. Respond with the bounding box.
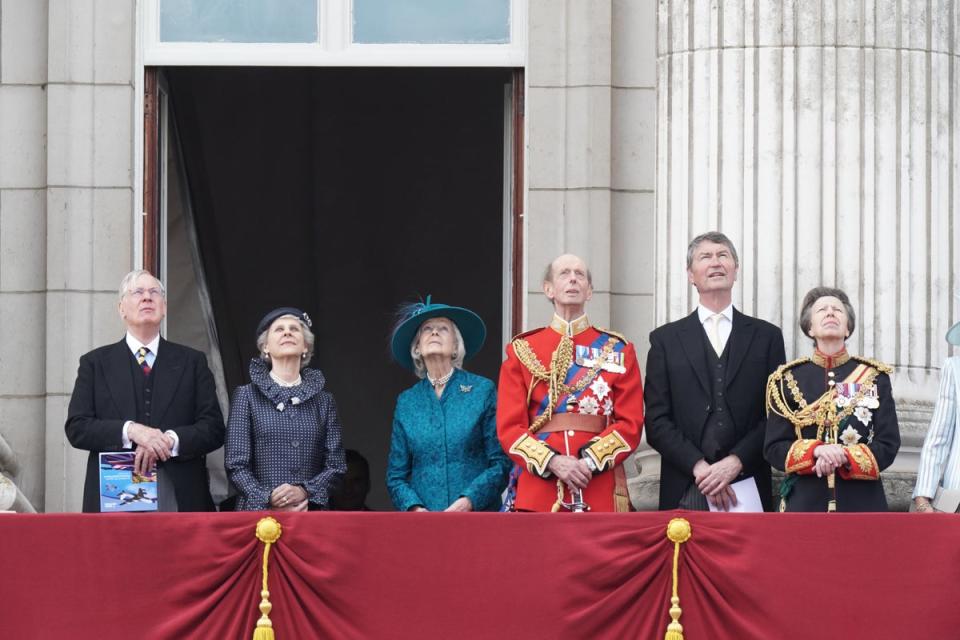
[596,327,630,344]
[511,327,544,342]
[851,355,893,375]
[769,356,811,380]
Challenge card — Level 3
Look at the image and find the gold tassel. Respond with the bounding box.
[664,518,692,640]
[252,517,283,640]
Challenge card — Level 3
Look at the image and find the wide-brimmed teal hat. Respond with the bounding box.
[948,321,960,346]
[390,295,486,371]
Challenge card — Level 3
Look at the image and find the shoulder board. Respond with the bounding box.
[596,327,629,345]
[770,357,811,379]
[511,327,544,343]
[851,355,893,374]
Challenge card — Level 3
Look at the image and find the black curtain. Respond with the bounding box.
[166,67,508,505]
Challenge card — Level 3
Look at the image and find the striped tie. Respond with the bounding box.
[136,347,152,376]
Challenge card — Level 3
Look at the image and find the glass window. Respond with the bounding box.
[353,0,510,44]
[160,0,319,43]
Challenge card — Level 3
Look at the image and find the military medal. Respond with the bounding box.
[575,345,595,367]
[600,351,626,373]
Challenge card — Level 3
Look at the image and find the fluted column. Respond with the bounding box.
[657,0,960,507]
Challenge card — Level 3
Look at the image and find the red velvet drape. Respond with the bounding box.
[2,512,957,639]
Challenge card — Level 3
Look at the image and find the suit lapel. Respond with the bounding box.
[725,308,756,387]
[104,339,137,420]
[678,311,710,395]
[151,338,185,427]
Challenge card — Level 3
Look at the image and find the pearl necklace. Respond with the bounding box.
[270,370,302,387]
[427,368,455,388]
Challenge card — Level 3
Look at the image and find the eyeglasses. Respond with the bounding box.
[126,287,163,299]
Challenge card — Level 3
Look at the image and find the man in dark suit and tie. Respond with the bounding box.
[65,270,225,512]
[644,232,785,511]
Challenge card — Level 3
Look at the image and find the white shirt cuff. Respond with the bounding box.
[122,421,133,449]
[165,430,180,457]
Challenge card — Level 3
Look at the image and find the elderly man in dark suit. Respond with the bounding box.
[65,270,225,512]
[644,232,785,511]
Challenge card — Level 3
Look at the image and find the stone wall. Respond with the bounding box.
[645,0,960,509]
[0,0,49,511]
[0,0,135,512]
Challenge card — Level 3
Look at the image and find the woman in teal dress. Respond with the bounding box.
[386,297,511,512]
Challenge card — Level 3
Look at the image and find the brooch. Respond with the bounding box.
[459,385,473,393]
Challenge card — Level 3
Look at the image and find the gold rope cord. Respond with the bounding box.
[664,518,692,640]
[513,336,618,433]
[766,367,880,440]
[252,517,283,640]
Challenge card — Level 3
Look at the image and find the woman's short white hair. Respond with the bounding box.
[118,269,166,301]
[409,318,466,379]
[256,315,316,370]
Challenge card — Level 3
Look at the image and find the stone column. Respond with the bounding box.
[0,0,49,511]
[44,0,135,511]
[656,0,960,507]
[525,0,658,348]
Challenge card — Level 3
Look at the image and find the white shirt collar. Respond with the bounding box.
[125,332,161,356]
[697,303,734,325]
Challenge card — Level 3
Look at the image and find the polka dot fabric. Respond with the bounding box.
[225,358,346,510]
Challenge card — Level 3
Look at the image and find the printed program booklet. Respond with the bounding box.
[99,452,158,512]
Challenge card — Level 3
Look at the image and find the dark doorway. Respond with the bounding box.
[163,67,511,509]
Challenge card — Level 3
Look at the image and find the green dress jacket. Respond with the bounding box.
[387,368,510,511]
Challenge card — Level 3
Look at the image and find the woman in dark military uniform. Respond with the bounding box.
[764,287,900,512]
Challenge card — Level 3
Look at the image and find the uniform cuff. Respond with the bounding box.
[785,439,821,475]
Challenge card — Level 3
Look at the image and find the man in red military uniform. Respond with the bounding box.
[497,254,644,512]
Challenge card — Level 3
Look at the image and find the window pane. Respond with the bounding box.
[160,0,318,43]
[353,0,510,44]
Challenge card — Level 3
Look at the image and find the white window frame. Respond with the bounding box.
[141,0,526,67]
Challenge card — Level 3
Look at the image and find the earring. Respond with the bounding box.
[301,352,307,360]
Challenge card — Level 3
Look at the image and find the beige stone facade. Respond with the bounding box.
[0,1,956,512]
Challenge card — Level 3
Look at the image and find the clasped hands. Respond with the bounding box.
[270,483,309,511]
[812,443,848,477]
[693,455,742,511]
[128,422,175,476]
[548,455,593,496]
[409,496,473,512]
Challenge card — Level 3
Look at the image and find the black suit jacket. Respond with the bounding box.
[65,338,225,513]
[644,309,785,510]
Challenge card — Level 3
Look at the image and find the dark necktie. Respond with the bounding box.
[136,347,152,376]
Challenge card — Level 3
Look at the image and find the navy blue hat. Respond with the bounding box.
[256,307,312,338]
[390,295,486,371]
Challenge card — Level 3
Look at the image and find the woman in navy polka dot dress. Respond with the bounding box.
[226,307,346,511]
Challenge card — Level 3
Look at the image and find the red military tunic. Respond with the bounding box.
[496,314,644,512]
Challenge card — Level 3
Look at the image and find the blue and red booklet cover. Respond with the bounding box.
[99,452,158,512]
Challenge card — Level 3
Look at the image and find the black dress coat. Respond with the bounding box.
[65,338,226,512]
[763,357,900,512]
[644,308,786,510]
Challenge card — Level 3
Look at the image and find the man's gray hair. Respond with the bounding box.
[409,319,467,379]
[256,315,316,370]
[118,269,166,302]
[686,232,740,269]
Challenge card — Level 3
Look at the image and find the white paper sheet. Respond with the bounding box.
[707,477,764,513]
